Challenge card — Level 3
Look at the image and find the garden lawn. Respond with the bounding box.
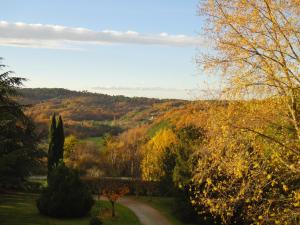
[135,196,198,225]
[0,192,141,225]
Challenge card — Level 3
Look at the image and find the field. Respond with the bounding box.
[0,193,142,225]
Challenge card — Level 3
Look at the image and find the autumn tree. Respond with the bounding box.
[192,1,300,224]
[190,100,300,224]
[63,135,79,165]
[101,126,147,178]
[66,141,103,177]
[102,134,123,176]
[118,126,147,178]
[101,181,129,217]
[141,128,177,181]
[199,0,300,150]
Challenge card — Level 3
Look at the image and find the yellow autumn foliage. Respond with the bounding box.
[190,99,300,224]
[192,0,300,224]
[141,128,177,181]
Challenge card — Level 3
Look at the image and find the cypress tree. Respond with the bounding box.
[39,115,94,218]
[47,114,57,177]
[56,115,65,161]
[47,114,65,178]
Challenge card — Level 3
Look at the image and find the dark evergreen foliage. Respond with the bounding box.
[159,146,177,196]
[47,114,65,177]
[37,163,94,218]
[173,125,204,186]
[0,59,40,187]
[174,185,222,225]
[173,186,200,223]
[171,126,217,224]
[47,114,56,176]
[56,116,65,161]
[39,115,93,218]
[90,216,103,225]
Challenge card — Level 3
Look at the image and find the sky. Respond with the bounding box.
[0,0,215,99]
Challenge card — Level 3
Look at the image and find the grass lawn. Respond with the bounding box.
[0,192,141,225]
[135,196,198,225]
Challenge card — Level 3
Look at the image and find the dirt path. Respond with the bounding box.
[118,197,172,225]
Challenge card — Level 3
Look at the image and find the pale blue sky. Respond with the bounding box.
[0,0,213,99]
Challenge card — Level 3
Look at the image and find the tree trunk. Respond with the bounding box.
[111,201,115,217]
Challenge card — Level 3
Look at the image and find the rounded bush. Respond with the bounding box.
[37,163,94,218]
[90,216,103,225]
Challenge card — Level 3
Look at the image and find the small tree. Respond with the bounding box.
[102,182,129,217]
[63,135,79,165]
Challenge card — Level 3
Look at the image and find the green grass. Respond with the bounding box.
[147,120,172,137]
[135,196,197,225]
[81,137,105,149]
[27,177,47,187]
[0,193,141,225]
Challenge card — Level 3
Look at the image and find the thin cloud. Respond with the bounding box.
[92,86,197,100]
[0,21,205,49]
[92,86,189,92]
[91,86,222,100]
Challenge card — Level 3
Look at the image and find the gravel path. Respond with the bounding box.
[118,197,172,225]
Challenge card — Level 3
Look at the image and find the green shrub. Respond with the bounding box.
[89,216,103,225]
[37,163,94,218]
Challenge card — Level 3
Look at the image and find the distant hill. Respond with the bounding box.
[17,88,187,138]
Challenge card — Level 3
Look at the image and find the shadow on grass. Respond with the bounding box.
[0,192,141,225]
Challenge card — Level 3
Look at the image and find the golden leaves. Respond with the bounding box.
[141,128,177,181]
[190,99,300,224]
[192,1,300,216]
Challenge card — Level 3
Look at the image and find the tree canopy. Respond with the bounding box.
[190,1,300,224]
[0,59,40,186]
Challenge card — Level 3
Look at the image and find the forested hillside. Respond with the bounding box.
[17,88,186,138]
